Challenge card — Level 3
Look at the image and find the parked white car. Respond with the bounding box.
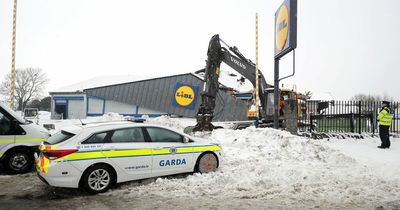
[0,103,49,174]
[36,122,222,193]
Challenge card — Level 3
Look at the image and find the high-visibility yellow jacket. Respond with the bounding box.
[378,107,393,126]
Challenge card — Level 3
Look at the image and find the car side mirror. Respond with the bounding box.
[183,136,190,143]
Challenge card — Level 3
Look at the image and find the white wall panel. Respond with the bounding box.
[68,100,86,119]
[88,97,104,114]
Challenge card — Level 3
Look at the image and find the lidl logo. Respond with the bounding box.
[175,86,194,106]
[275,4,289,51]
[274,0,297,59]
[172,83,199,109]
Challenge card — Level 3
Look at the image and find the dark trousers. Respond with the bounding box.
[379,125,390,148]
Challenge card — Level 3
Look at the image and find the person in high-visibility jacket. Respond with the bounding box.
[377,101,393,149]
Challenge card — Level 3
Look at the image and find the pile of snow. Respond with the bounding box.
[108,116,400,209]
[36,111,50,120]
[88,112,126,122]
[39,112,126,134]
[145,116,195,131]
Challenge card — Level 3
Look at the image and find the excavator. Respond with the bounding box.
[184,34,267,133]
[184,34,303,133]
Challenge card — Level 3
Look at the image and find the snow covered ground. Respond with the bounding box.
[1,115,400,209]
[107,116,400,209]
[320,137,400,183]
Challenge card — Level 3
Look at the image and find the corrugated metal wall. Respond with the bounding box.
[85,73,248,121]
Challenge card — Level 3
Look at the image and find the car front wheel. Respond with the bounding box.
[195,152,218,173]
[2,148,34,174]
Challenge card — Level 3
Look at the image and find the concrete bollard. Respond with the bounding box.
[283,99,298,135]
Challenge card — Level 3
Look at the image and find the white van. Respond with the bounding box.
[0,103,50,174]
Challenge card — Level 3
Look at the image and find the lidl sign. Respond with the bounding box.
[274,0,297,59]
[172,83,199,109]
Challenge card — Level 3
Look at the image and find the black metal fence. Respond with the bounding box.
[298,101,400,134]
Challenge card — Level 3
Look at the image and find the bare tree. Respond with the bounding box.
[304,91,312,99]
[0,68,49,110]
[350,93,393,102]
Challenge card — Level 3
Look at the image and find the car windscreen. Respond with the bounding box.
[45,130,75,145]
[0,103,26,124]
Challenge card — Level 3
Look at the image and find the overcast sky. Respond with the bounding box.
[0,0,399,101]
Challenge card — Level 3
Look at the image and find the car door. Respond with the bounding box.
[145,127,194,176]
[0,109,27,145]
[100,127,152,177]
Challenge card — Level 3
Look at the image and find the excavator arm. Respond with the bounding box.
[220,44,269,120]
[190,35,222,132]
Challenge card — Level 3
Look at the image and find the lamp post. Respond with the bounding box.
[255,13,260,121]
[10,0,18,109]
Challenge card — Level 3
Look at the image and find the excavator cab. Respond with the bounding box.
[247,88,301,122]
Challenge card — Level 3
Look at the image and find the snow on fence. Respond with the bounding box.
[299,100,400,134]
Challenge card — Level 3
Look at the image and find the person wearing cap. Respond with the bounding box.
[377,101,393,149]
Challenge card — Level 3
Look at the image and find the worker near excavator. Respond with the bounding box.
[279,96,285,116]
[377,101,393,149]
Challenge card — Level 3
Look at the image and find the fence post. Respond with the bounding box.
[310,114,314,132]
[370,114,374,134]
[350,112,355,133]
[358,101,362,134]
[374,101,377,134]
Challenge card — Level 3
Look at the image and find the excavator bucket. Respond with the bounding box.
[184,114,215,134]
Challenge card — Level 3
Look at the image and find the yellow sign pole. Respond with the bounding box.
[10,0,17,109]
[255,13,260,119]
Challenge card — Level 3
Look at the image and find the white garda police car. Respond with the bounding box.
[36,122,222,193]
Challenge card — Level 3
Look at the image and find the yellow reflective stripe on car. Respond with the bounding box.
[176,147,193,153]
[57,149,154,162]
[16,138,47,142]
[52,145,221,162]
[0,138,47,143]
[152,148,170,155]
[58,151,105,162]
[39,144,59,151]
[191,145,221,152]
[103,149,153,158]
[177,145,221,153]
[36,156,51,173]
[42,157,50,173]
[0,139,14,143]
[0,152,3,158]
